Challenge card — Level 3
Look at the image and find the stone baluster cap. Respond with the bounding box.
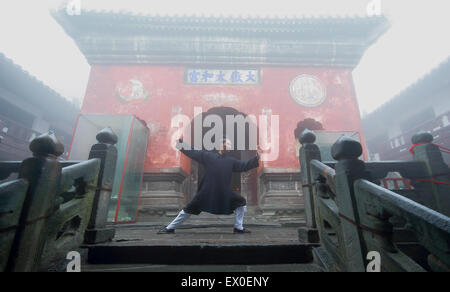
[299,129,316,144]
[411,131,434,144]
[96,127,118,145]
[331,135,362,161]
[29,131,64,157]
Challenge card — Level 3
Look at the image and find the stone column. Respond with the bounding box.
[298,129,321,243]
[332,135,368,272]
[7,132,63,272]
[410,131,450,217]
[84,127,118,244]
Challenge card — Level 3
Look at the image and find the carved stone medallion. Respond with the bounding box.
[289,74,326,107]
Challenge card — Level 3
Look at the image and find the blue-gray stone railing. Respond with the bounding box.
[298,129,450,272]
[0,127,118,272]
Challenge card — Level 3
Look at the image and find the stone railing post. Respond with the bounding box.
[410,131,450,216]
[84,127,118,244]
[298,129,321,243]
[332,135,368,272]
[6,132,64,272]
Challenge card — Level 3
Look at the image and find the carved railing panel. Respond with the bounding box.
[354,179,450,272]
[0,179,28,271]
[298,129,450,272]
[39,159,100,271]
[1,127,118,272]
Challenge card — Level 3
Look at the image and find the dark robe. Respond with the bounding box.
[178,141,259,215]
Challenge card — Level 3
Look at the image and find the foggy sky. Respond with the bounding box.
[0,0,449,115]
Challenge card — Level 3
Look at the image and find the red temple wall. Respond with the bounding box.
[81,65,367,174]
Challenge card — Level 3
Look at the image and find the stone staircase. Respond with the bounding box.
[80,217,322,272]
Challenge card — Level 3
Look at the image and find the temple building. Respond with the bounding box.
[0,53,79,162]
[363,57,450,165]
[53,10,389,221]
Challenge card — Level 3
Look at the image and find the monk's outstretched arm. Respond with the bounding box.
[232,154,260,172]
[176,138,205,164]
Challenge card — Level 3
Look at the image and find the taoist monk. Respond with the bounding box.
[158,136,260,234]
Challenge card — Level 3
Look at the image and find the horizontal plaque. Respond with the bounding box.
[185,69,260,85]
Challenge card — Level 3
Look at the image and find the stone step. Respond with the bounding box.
[85,244,315,265]
[81,263,324,272]
[83,225,317,266]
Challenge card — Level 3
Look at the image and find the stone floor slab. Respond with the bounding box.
[81,263,323,272]
[104,225,302,246]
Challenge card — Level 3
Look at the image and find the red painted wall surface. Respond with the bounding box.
[81,65,367,173]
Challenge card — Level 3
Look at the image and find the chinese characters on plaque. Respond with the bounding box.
[185,69,260,85]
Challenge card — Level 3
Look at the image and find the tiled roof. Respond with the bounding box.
[52,9,390,67]
[53,9,388,36]
[363,57,450,122]
[0,53,79,123]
